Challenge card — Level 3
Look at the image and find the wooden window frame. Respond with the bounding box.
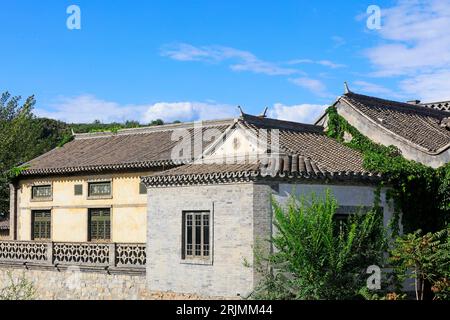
[31,210,52,241]
[88,208,111,242]
[30,184,53,202]
[87,180,112,200]
[181,211,211,262]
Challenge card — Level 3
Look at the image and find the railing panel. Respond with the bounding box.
[115,243,146,267]
[53,242,110,266]
[0,241,146,269]
[0,241,48,264]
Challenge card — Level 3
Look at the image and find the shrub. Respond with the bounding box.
[250,190,387,300]
[390,227,450,300]
[0,271,36,300]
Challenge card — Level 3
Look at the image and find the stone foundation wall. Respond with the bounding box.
[0,266,148,300]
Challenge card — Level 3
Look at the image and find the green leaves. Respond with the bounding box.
[390,228,450,300]
[252,190,386,300]
[326,107,450,234]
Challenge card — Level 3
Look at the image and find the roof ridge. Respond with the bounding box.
[74,118,236,140]
[343,92,449,117]
[240,113,324,133]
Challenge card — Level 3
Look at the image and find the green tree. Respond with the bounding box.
[0,92,40,216]
[251,191,387,300]
[390,227,450,300]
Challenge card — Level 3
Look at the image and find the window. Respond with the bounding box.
[334,214,350,235]
[139,182,147,195]
[31,185,52,200]
[182,211,210,259]
[74,184,83,195]
[88,208,111,241]
[32,210,51,240]
[88,181,111,198]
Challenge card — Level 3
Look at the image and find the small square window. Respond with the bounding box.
[139,182,147,195]
[31,185,52,200]
[74,184,83,195]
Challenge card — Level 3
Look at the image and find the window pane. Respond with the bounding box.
[195,214,202,256]
[182,211,210,259]
[32,185,51,199]
[32,210,51,240]
[89,182,111,196]
[186,214,193,256]
[89,209,111,241]
[203,214,209,256]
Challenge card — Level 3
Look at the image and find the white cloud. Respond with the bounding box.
[399,70,450,102]
[161,43,299,76]
[143,101,237,123]
[288,59,346,69]
[35,95,146,123]
[35,95,238,124]
[363,0,450,101]
[365,0,450,76]
[36,95,329,126]
[289,77,328,97]
[353,81,400,97]
[269,103,328,124]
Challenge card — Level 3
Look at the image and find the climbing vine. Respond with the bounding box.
[325,106,450,234]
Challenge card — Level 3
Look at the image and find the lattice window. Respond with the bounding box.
[32,185,52,200]
[88,181,111,197]
[88,208,111,242]
[32,210,51,240]
[182,211,210,259]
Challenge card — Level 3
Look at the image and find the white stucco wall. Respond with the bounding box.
[274,183,394,228]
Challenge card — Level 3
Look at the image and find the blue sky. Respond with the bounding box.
[1,0,449,124]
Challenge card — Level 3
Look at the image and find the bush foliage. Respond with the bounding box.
[251,191,386,300]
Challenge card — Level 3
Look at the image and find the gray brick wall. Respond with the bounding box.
[147,183,266,298]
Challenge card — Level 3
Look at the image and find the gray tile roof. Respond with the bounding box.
[20,119,234,176]
[142,154,380,187]
[341,92,450,154]
[421,101,450,112]
[143,114,376,187]
[20,110,373,183]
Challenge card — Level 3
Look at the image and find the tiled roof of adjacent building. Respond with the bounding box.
[143,114,376,187]
[142,154,380,187]
[421,100,450,112]
[238,114,366,173]
[20,119,234,176]
[340,92,450,154]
